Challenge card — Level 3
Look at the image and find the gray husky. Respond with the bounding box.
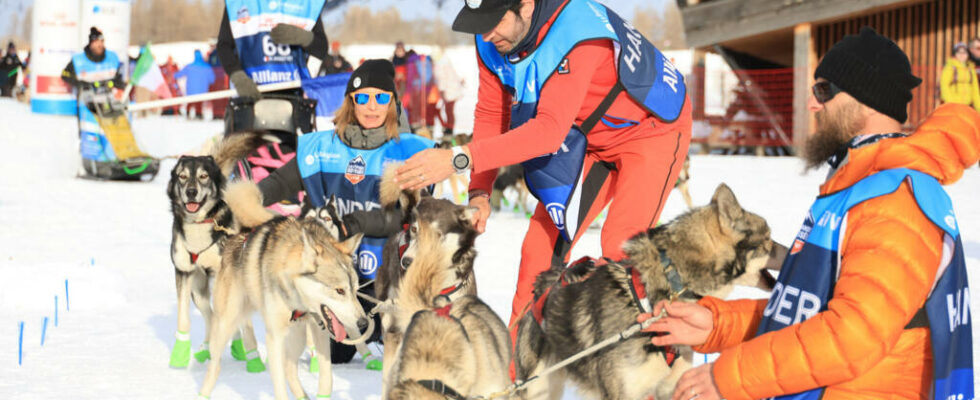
[199,181,372,399]
[515,184,786,400]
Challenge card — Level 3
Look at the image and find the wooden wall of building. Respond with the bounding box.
[815,0,980,127]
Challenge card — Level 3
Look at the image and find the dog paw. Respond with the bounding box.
[230,339,247,361]
[246,351,266,373]
[365,358,382,371]
[194,346,211,363]
[169,338,191,368]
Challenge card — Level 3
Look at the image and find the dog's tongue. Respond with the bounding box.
[326,308,347,341]
[185,202,200,213]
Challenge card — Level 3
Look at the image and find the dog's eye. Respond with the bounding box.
[335,288,345,295]
[410,225,418,234]
[199,173,209,180]
[179,174,188,180]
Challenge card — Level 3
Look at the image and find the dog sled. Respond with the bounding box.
[76,82,160,181]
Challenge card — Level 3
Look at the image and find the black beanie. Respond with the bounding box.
[814,27,922,123]
[89,27,104,43]
[346,59,397,97]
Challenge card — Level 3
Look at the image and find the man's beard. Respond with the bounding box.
[803,101,864,171]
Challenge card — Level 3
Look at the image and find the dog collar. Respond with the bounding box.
[658,249,689,301]
[415,379,467,400]
[434,281,466,305]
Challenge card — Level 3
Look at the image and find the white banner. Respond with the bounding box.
[30,0,81,115]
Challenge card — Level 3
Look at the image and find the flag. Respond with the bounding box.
[130,44,172,99]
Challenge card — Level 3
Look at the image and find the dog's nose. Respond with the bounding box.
[356,317,370,331]
[401,257,413,268]
[186,188,198,198]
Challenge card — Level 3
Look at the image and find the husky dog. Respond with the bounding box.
[166,134,269,369]
[386,227,512,400]
[375,166,479,303]
[198,182,372,400]
[515,184,786,400]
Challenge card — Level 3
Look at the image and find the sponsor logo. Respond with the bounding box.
[763,282,822,326]
[335,198,381,216]
[546,203,566,231]
[236,6,250,23]
[816,210,842,230]
[268,1,278,10]
[345,155,366,185]
[353,77,361,88]
[945,214,957,230]
[557,58,570,74]
[466,0,482,9]
[946,287,970,333]
[790,239,805,255]
[305,155,315,165]
[358,251,378,276]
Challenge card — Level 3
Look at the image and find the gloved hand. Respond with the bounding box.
[229,70,260,99]
[270,23,314,47]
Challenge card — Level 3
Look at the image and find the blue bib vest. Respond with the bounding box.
[297,131,434,279]
[757,169,973,400]
[225,0,324,85]
[73,50,121,162]
[475,0,687,241]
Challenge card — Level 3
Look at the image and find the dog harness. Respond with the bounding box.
[415,379,467,400]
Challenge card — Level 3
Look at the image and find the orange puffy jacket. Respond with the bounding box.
[694,103,980,399]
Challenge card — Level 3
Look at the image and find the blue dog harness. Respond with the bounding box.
[757,168,973,400]
[296,131,434,279]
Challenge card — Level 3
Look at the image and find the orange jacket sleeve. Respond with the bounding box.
[467,40,613,194]
[693,297,767,354]
[709,186,944,400]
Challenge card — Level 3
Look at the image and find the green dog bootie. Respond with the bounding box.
[169,331,191,368]
[308,346,319,373]
[245,349,266,373]
[230,338,247,361]
[194,342,211,363]
[316,395,331,399]
[362,351,382,371]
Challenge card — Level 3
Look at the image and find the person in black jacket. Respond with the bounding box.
[0,42,23,97]
[61,28,125,90]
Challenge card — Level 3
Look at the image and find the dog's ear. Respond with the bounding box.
[299,231,317,274]
[711,184,744,234]
[334,232,364,256]
[460,206,479,225]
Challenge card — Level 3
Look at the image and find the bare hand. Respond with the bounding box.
[638,301,713,347]
[468,195,491,233]
[395,148,455,190]
[672,363,722,400]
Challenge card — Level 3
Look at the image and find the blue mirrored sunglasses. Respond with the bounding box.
[353,92,392,105]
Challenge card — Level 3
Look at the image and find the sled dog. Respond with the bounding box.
[196,183,372,400]
[515,184,786,400]
[386,227,513,400]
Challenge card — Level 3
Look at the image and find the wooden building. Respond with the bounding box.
[679,0,980,149]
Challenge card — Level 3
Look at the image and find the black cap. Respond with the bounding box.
[89,27,104,43]
[346,59,397,96]
[814,27,921,123]
[452,0,519,35]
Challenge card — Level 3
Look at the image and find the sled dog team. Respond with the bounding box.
[167,135,785,400]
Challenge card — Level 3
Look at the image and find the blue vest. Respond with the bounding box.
[757,169,973,400]
[224,0,324,85]
[297,131,434,279]
[475,0,687,241]
[73,50,121,162]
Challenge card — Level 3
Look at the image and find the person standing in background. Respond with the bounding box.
[174,49,216,119]
[0,42,24,97]
[433,53,464,136]
[940,42,980,111]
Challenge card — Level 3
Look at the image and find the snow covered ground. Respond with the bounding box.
[0,97,977,399]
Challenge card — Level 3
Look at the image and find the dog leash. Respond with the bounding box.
[469,309,669,400]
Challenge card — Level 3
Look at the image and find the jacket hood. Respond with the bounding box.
[822,103,980,193]
[193,50,206,65]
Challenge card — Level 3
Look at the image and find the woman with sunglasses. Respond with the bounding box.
[940,42,980,111]
[248,59,434,369]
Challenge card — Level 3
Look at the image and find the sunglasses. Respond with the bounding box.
[352,92,392,105]
[812,81,841,104]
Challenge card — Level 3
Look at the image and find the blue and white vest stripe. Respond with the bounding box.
[225,0,324,85]
[297,131,434,279]
[757,168,973,400]
[73,50,121,162]
[475,0,687,241]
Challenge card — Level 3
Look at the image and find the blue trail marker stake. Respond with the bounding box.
[18,321,24,365]
[65,279,69,312]
[41,317,48,346]
[55,296,59,327]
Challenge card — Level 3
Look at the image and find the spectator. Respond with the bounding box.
[175,49,216,119]
[317,41,353,76]
[0,42,23,97]
[969,37,980,78]
[940,42,980,111]
[159,56,182,115]
[392,41,408,96]
[434,53,464,136]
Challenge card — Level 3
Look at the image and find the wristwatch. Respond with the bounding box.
[451,146,471,174]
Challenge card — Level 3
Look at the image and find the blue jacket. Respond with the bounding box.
[175,50,215,95]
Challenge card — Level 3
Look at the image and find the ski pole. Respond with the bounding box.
[127,80,303,111]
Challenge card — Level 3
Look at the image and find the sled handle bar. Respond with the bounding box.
[126,80,302,112]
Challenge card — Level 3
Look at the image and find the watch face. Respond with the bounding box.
[453,153,469,170]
